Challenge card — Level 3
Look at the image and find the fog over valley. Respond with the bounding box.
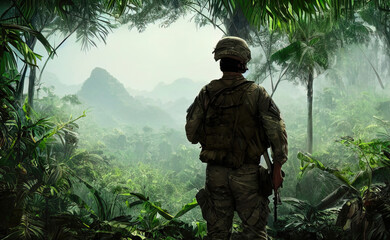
[2,1,390,239]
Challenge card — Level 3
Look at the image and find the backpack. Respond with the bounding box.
[199,80,262,168]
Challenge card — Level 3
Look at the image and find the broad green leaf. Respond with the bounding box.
[173,198,198,219]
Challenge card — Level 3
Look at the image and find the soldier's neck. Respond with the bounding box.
[222,72,243,78]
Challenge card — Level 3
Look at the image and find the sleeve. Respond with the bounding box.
[257,86,288,165]
[185,90,205,144]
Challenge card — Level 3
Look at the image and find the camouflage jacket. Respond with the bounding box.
[185,74,288,166]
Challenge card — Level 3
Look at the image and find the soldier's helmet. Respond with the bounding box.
[213,36,251,64]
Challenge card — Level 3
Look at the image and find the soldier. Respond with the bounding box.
[185,36,288,240]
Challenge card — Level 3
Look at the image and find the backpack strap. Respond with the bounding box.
[231,82,254,136]
[202,80,254,136]
[204,80,254,114]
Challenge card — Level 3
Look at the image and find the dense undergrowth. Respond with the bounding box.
[0,82,206,239]
[1,68,390,239]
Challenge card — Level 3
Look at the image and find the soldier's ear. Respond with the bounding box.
[239,62,248,73]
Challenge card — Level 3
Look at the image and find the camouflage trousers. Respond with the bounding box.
[196,164,270,240]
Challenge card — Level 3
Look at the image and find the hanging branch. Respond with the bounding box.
[271,64,290,97]
[255,31,275,92]
[187,2,227,35]
[37,23,81,84]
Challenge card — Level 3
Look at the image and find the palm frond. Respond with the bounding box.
[3,214,45,240]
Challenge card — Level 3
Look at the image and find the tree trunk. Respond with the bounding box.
[307,71,314,153]
[16,65,28,104]
[16,36,36,105]
[28,65,36,109]
[20,12,38,108]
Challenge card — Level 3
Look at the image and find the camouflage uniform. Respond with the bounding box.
[185,37,287,240]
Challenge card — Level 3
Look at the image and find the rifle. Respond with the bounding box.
[263,150,283,222]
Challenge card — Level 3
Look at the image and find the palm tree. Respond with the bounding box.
[1,0,142,108]
[271,18,335,153]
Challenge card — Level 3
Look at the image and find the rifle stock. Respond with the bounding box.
[263,150,283,222]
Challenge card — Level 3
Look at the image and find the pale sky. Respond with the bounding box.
[36,17,224,91]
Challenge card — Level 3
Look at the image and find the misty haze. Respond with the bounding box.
[1,1,390,240]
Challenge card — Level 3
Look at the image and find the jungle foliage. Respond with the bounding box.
[1,0,390,239]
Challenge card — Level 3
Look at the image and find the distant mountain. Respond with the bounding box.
[41,72,81,96]
[128,78,207,102]
[160,97,192,125]
[78,67,175,128]
[127,78,207,125]
[151,78,205,102]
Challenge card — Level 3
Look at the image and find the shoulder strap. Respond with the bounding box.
[206,80,254,109]
[201,80,254,138]
[231,82,255,139]
[212,80,253,104]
